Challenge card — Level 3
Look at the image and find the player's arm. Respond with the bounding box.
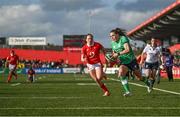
[112,43,130,58]
[121,43,130,54]
[139,52,146,66]
[5,57,9,68]
[161,54,165,65]
[100,46,108,71]
[139,46,148,66]
[81,50,87,62]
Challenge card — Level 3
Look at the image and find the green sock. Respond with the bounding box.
[131,76,135,80]
[119,76,130,93]
[141,76,149,86]
[151,79,155,87]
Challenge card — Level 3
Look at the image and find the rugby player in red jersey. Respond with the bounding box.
[81,34,110,96]
[6,50,19,83]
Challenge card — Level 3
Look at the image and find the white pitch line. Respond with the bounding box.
[77,83,97,85]
[110,78,180,95]
[10,83,21,86]
[0,97,84,99]
[0,107,180,110]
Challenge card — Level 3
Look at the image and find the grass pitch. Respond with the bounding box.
[0,73,180,116]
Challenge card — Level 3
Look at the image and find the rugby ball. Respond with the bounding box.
[105,54,117,62]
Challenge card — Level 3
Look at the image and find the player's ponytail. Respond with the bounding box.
[110,28,127,37]
[115,28,126,37]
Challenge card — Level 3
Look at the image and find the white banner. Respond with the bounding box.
[8,37,46,45]
[63,68,81,73]
[62,67,119,74]
[104,68,119,74]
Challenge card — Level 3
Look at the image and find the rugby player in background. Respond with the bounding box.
[27,66,35,83]
[6,50,19,83]
[140,38,162,93]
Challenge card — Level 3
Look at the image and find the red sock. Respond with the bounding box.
[7,74,12,82]
[100,84,109,93]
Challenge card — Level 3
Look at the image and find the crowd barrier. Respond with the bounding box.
[0,67,179,79]
[0,68,64,74]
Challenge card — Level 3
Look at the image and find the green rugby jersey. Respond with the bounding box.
[111,36,136,64]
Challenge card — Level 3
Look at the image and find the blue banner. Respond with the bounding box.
[23,68,63,74]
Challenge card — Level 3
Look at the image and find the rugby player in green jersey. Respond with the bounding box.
[109,28,150,96]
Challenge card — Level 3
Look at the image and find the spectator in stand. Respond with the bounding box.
[5,50,19,83]
[162,48,174,82]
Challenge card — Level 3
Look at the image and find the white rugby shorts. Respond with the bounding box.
[9,64,16,71]
[86,63,101,71]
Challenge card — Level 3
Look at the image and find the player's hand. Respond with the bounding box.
[81,57,87,62]
[112,53,118,59]
[5,64,8,68]
[160,64,165,70]
[139,61,144,67]
[103,64,107,72]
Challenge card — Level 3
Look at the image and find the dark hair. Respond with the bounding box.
[86,33,93,39]
[110,28,126,36]
[166,48,171,54]
[10,50,15,53]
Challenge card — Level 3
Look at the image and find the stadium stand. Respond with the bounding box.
[0,48,106,66]
[127,0,180,78]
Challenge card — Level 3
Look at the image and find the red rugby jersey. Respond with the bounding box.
[7,55,19,65]
[82,42,103,64]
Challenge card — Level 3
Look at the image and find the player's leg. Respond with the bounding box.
[7,65,14,83]
[166,66,173,82]
[12,69,17,80]
[147,68,155,93]
[150,69,156,89]
[95,66,110,96]
[148,62,159,90]
[101,64,108,80]
[133,69,150,87]
[118,65,131,96]
[156,67,161,84]
[30,76,33,83]
[33,75,35,82]
[7,71,13,83]
[130,71,135,80]
[88,69,108,96]
[128,60,150,87]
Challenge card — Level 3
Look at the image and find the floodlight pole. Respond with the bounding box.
[88,10,92,33]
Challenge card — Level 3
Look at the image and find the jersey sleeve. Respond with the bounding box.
[81,46,86,55]
[121,36,129,45]
[6,56,10,61]
[142,45,148,53]
[98,42,103,49]
[158,47,162,56]
[16,55,19,61]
